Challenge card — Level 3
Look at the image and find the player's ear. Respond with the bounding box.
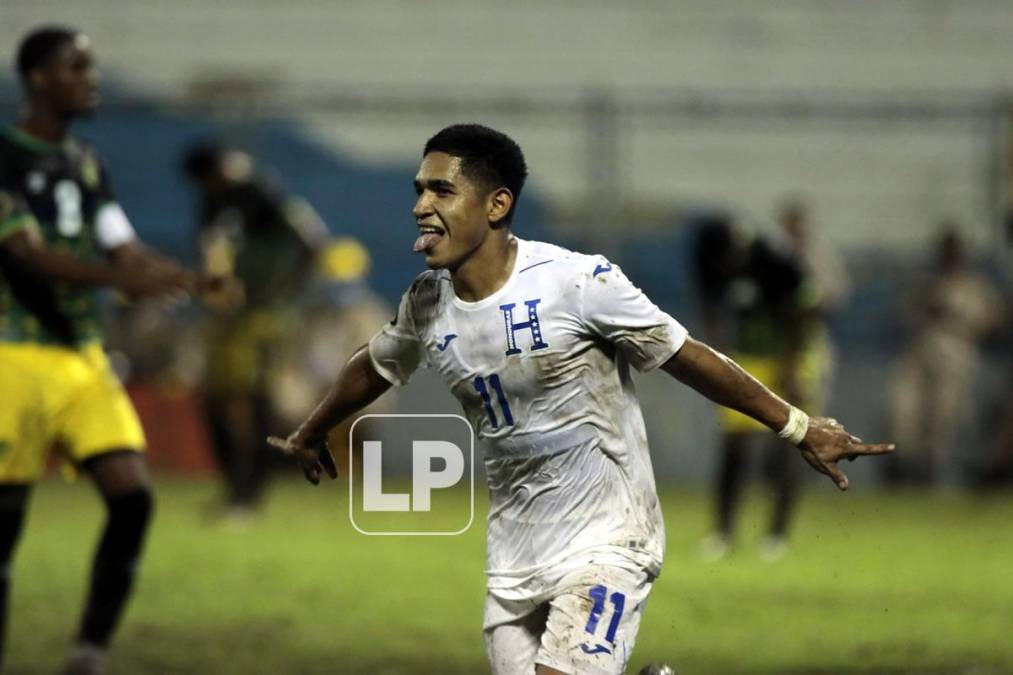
[487,188,513,226]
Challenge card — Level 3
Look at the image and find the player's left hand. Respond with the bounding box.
[267,431,338,485]
[797,417,895,491]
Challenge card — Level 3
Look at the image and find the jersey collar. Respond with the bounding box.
[451,237,527,312]
[2,126,72,154]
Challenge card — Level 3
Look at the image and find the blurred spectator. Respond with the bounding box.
[776,198,850,466]
[777,199,850,316]
[885,228,1005,486]
[694,211,834,561]
[269,237,393,471]
[182,141,328,519]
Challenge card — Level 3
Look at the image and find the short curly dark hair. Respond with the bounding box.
[423,124,528,224]
[180,140,226,180]
[16,26,79,83]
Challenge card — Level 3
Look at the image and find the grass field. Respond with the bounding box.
[6,477,1012,674]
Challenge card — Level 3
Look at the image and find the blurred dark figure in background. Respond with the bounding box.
[270,237,393,471]
[776,198,850,476]
[694,212,836,561]
[778,200,850,320]
[885,228,1004,485]
[974,377,1013,487]
[182,142,328,520]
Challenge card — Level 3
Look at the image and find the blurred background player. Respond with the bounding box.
[181,141,328,519]
[885,227,1005,486]
[0,26,205,675]
[693,209,842,561]
[777,199,850,326]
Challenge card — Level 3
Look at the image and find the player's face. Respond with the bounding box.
[412,152,494,270]
[34,35,100,117]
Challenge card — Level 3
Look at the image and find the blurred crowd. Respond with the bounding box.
[884,228,1008,487]
[689,199,1010,559]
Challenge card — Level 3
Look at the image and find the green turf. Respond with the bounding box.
[6,478,1013,674]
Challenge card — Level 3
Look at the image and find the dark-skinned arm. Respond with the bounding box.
[1,230,190,298]
[109,239,240,298]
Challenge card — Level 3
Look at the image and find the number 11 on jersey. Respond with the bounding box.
[473,374,514,429]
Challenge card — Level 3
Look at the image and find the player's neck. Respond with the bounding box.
[451,234,518,303]
[18,105,71,145]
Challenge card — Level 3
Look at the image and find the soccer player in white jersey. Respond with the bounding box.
[271,124,894,675]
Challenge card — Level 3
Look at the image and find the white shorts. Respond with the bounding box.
[483,564,654,675]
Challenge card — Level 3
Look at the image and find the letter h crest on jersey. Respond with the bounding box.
[499,299,549,356]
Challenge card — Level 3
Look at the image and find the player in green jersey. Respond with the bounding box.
[182,141,327,519]
[693,215,833,562]
[0,26,204,675]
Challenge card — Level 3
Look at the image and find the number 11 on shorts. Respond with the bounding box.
[580,585,626,655]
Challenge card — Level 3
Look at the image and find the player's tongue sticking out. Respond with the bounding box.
[413,231,444,252]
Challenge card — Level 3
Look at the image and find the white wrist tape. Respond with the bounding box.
[778,406,810,446]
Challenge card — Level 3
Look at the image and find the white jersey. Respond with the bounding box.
[369,238,688,600]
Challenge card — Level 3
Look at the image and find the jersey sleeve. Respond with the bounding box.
[95,202,138,250]
[0,149,37,242]
[579,257,688,372]
[0,189,38,243]
[91,156,137,250]
[368,282,426,386]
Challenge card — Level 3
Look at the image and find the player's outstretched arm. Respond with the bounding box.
[0,229,192,299]
[661,337,894,490]
[107,240,239,301]
[268,344,392,485]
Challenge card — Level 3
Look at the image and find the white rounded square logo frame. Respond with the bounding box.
[348,413,475,536]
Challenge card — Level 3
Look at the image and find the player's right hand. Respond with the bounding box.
[267,432,338,485]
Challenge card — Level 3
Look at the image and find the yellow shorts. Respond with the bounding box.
[205,309,286,396]
[719,347,830,434]
[0,341,146,483]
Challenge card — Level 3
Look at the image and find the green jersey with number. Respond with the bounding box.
[0,126,115,346]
